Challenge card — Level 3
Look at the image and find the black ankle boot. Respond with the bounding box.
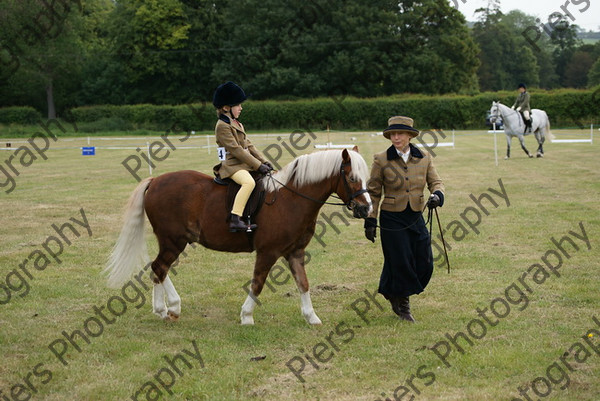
[398,297,415,323]
[389,297,403,317]
[229,214,255,232]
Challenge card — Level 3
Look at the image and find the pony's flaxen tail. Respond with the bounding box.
[104,177,153,289]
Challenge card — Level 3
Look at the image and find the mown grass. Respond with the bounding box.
[0,128,598,400]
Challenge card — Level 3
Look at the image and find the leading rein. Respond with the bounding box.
[264,161,450,273]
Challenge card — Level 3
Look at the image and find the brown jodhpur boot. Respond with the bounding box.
[390,297,415,323]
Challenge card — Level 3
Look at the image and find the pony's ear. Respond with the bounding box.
[342,148,351,163]
[352,145,360,153]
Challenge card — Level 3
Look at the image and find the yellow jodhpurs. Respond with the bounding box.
[230,170,255,216]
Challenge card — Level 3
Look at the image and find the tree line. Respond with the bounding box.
[0,0,598,119]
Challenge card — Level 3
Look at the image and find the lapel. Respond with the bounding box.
[385,144,424,162]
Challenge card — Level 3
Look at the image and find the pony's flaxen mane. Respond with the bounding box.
[264,150,369,192]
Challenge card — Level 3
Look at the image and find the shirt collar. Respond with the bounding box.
[386,144,424,161]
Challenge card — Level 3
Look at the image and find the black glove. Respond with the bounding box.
[258,163,272,174]
[263,161,273,169]
[364,217,377,243]
[427,193,441,209]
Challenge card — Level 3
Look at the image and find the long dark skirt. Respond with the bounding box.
[378,209,433,299]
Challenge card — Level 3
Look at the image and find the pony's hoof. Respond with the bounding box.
[165,311,180,322]
[305,314,322,325]
[241,315,255,325]
[528,154,534,158]
[537,153,543,158]
[504,156,510,160]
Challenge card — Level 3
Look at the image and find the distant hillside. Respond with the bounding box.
[465,20,599,43]
[579,30,600,43]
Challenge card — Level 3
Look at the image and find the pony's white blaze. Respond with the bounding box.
[363,183,373,215]
[300,290,322,325]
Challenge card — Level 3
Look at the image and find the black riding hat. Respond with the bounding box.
[212,81,248,108]
[518,83,527,89]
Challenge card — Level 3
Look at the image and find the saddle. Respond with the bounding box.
[518,112,533,131]
[213,169,265,224]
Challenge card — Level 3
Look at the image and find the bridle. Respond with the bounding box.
[337,162,368,210]
[489,104,501,124]
[265,161,368,210]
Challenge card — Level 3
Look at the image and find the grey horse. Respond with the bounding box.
[489,101,551,159]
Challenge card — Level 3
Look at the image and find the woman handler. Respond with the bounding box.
[212,81,272,232]
[364,116,445,322]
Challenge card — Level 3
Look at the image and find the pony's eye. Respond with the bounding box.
[349,177,357,183]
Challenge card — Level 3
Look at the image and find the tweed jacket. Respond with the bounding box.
[367,144,444,218]
[512,91,531,112]
[213,115,267,179]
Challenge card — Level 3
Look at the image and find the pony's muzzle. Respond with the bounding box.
[352,203,370,218]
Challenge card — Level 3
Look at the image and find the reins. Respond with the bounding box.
[429,205,451,274]
[264,162,366,209]
[265,173,350,207]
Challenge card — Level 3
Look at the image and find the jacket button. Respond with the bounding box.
[405,177,409,180]
[406,189,409,193]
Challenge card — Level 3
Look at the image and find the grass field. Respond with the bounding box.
[0,126,598,401]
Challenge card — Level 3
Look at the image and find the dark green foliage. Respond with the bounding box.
[213,0,479,98]
[0,106,42,124]
[64,89,599,132]
[1,0,599,116]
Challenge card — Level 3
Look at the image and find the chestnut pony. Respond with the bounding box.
[105,149,372,325]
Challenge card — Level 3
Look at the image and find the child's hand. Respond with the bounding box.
[258,164,273,174]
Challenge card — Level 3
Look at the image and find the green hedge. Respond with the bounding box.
[65,88,600,132]
[0,106,42,125]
